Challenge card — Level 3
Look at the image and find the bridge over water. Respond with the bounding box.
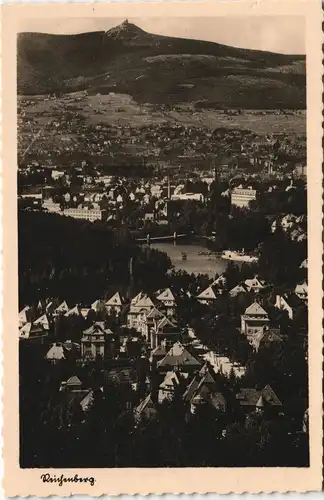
[135,232,187,244]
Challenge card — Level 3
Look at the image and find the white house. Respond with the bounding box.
[105,292,124,316]
[241,302,269,341]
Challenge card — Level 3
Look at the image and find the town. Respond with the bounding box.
[18,23,308,468]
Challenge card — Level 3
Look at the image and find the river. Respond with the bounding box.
[150,242,227,277]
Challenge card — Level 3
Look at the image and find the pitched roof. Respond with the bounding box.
[64,305,81,317]
[151,344,167,358]
[103,367,135,385]
[105,292,123,307]
[237,385,281,407]
[135,394,157,414]
[244,277,266,290]
[156,316,178,331]
[157,342,202,369]
[91,299,105,311]
[156,288,176,302]
[130,291,144,306]
[159,371,180,390]
[197,285,218,300]
[146,307,165,320]
[80,308,91,318]
[244,301,268,316]
[55,301,69,313]
[229,283,248,296]
[34,313,49,325]
[261,384,282,406]
[256,329,283,345]
[46,343,66,360]
[66,375,82,387]
[135,295,155,309]
[19,322,45,339]
[282,293,304,309]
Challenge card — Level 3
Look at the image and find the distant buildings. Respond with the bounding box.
[231,187,257,208]
[63,207,103,222]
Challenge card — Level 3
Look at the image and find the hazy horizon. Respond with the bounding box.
[18,16,305,55]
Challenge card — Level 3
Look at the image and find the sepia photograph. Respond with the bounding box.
[1,0,323,493]
[15,13,312,470]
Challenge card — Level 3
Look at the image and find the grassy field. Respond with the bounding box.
[19,93,306,136]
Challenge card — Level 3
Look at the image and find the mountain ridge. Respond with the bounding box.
[17,22,306,108]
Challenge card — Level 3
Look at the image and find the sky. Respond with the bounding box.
[20,16,305,55]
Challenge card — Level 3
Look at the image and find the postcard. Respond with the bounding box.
[1,0,323,495]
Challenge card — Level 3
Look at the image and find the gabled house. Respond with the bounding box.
[251,328,283,352]
[18,306,32,327]
[54,301,69,316]
[236,384,282,413]
[157,342,202,373]
[105,292,124,316]
[64,305,81,317]
[150,341,168,364]
[190,385,227,415]
[151,316,181,350]
[45,342,67,363]
[91,299,106,313]
[81,322,113,359]
[275,293,304,320]
[60,375,83,392]
[197,285,219,305]
[241,302,269,341]
[229,283,248,297]
[158,370,183,403]
[244,276,267,293]
[134,394,158,423]
[19,322,47,341]
[140,307,165,344]
[34,313,50,330]
[127,294,155,331]
[156,288,177,314]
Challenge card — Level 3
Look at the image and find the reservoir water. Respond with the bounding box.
[150,242,227,277]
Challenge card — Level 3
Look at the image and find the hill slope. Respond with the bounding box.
[17,21,306,108]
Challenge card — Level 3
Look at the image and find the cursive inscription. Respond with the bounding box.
[40,473,95,487]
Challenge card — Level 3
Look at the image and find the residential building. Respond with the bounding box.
[150,316,181,350]
[134,394,158,423]
[240,302,270,341]
[42,198,61,213]
[140,307,165,344]
[64,305,81,317]
[81,322,113,359]
[54,301,69,316]
[63,207,102,222]
[275,293,304,320]
[197,285,219,305]
[244,276,267,293]
[156,288,177,314]
[157,342,202,373]
[19,322,47,341]
[236,384,282,413]
[19,305,32,327]
[251,328,283,352]
[105,292,124,316]
[127,293,155,331]
[229,283,248,297]
[158,371,183,403]
[231,187,257,208]
[91,299,106,313]
[34,313,50,330]
[45,343,67,363]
